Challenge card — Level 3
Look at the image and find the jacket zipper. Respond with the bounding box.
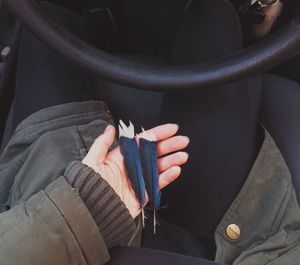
[127,218,141,246]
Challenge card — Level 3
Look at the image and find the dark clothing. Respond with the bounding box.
[107,247,220,265]
[159,0,263,240]
[1,101,300,265]
[65,161,136,249]
[261,74,300,201]
[2,0,300,264]
[0,176,112,265]
[4,1,262,246]
[0,102,138,265]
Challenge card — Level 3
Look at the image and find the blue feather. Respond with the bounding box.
[139,131,161,234]
[118,121,147,224]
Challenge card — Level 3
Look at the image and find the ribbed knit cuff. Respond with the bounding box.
[64,161,136,249]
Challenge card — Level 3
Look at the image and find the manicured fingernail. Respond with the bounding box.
[184,137,190,144]
[105,125,113,133]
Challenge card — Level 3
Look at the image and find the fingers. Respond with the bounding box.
[159,166,181,189]
[83,125,116,165]
[157,135,190,157]
[137,123,179,142]
[158,152,189,173]
[110,123,183,162]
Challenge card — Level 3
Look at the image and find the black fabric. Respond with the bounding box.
[11,1,114,129]
[3,0,257,261]
[3,0,300,263]
[142,217,216,260]
[170,0,243,64]
[106,246,221,265]
[159,0,263,241]
[111,0,189,57]
[12,27,92,122]
[261,74,300,201]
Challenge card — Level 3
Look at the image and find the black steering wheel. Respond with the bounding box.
[5,0,300,91]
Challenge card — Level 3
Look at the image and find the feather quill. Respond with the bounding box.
[139,129,161,234]
[118,120,147,225]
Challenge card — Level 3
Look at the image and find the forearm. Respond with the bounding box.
[0,163,137,265]
[0,177,109,265]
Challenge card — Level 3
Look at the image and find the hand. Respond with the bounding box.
[82,124,189,219]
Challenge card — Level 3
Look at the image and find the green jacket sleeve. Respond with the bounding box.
[0,177,110,265]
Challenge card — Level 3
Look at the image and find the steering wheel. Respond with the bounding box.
[5,0,300,91]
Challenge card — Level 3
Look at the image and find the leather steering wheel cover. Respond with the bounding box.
[5,0,300,91]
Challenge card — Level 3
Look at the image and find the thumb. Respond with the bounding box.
[83,125,116,164]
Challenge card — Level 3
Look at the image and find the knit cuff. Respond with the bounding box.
[64,161,136,249]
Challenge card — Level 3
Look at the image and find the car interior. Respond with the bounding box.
[1,0,300,130]
[1,0,300,259]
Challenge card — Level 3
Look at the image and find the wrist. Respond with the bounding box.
[64,161,136,248]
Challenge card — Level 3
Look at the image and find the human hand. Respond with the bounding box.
[82,124,189,219]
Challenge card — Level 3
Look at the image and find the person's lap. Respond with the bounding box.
[106,246,221,265]
[158,0,263,244]
[261,74,300,201]
[0,0,255,262]
[4,0,300,264]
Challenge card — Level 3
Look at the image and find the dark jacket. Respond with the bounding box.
[0,101,139,265]
[0,101,300,265]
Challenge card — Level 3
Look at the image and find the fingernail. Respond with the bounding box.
[183,152,189,161]
[168,123,179,129]
[105,125,113,133]
[184,136,190,144]
[172,166,181,174]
